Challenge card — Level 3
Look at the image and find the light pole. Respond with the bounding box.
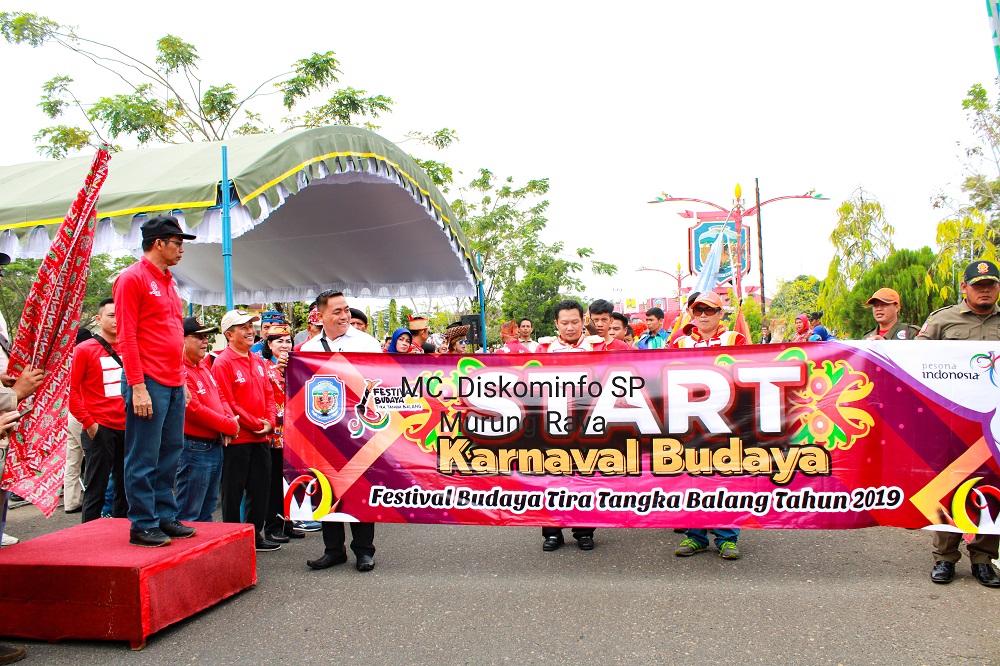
[637,263,691,313]
[649,184,827,308]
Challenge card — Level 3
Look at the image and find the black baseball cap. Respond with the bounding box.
[964,260,1000,285]
[183,317,218,337]
[0,253,11,266]
[349,308,368,325]
[141,215,196,241]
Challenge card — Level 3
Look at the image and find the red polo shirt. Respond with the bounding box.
[69,338,125,431]
[112,256,185,387]
[211,346,276,445]
[184,355,239,440]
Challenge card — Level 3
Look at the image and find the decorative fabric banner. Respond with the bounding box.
[283,341,1000,534]
[2,146,110,516]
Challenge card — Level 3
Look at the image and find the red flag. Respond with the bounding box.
[733,307,751,341]
[2,146,111,516]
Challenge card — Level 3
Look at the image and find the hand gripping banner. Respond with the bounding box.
[283,341,1000,534]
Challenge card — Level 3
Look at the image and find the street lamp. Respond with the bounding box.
[637,262,691,313]
[649,181,828,314]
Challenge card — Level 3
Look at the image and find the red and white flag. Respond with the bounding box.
[2,146,111,516]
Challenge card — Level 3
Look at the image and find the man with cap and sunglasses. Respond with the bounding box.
[113,215,197,548]
[177,317,239,524]
[863,288,919,341]
[670,291,746,560]
[212,309,279,551]
[918,259,1000,587]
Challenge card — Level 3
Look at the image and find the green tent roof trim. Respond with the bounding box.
[0,126,481,304]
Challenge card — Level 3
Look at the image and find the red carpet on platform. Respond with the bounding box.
[0,519,256,648]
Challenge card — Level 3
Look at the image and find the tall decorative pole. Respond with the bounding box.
[221,146,234,310]
[649,187,827,304]
[637,263,691,312]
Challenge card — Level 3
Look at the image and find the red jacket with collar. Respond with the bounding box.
[211,346,276,444]
[69,337,125,431]
[112,256,185,387]
[184,355,238,440]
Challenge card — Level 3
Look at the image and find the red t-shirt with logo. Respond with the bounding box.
[69,337,125,431]
[210,346,276,445]
[112,256,185,387]
[184,355,238,440]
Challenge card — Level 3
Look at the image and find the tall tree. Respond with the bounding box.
[818,189,894,333]
[767,274,820,339]
[0,12,396,157]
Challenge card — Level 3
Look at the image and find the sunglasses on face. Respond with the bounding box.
[692,306,721,316]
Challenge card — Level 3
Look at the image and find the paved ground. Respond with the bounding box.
[2,505,998,665]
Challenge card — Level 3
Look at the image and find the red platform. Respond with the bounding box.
[0,519,256,649]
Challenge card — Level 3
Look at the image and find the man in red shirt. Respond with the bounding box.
[177,317,239,523]
[212,310,279,551]
[113,215,196,547]
[70,298,128,523]
[670,291,746,560]
[538,300,603,552]
[588,299,632,351]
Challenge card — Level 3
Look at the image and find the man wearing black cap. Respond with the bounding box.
[113,215,197,547]
[349,308,368,333]
[177,317,239,523]
[918,259,1000,587]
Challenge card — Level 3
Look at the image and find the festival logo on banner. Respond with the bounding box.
[349,378,426,437]
[305,375,345,429]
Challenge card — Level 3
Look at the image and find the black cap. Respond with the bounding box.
[349,308,368,325]
[183,317,219,337]
[964,260,1000,285]
[0,253,11,266]
[141,215,196,241]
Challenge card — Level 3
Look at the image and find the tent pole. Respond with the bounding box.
[221,146,234,310]
[477,252,487,352]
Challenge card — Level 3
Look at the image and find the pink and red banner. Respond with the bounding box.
[283,341,1000,534]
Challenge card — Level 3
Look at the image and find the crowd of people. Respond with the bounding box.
[2,216,998,665]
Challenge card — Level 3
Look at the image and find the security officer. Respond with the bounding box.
[862,288,919,340]
[917,259,1000,587]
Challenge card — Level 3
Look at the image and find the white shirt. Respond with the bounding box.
[299,324,383,353]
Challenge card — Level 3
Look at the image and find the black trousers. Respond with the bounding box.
[220,442,270,536]
[264,447,285,535]
[81,425,128,523]
[543,527,595,539]
[322,522,375,558]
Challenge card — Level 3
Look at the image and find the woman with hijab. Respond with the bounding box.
[790,314,812,343]
[387,328,412,354]
[260,324,298,544]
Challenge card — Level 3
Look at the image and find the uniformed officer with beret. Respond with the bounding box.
[917,259,1000,587]
[863,288,919,340]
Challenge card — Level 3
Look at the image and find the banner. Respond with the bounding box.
[284,341,1000,534]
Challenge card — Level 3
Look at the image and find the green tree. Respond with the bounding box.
[768,274,820,339]
[0,12,401,158]
[740,296,763,343]
[836,247,945,339]
[454,170,616,327]
[818,189,894,333]
[499,248,590,338]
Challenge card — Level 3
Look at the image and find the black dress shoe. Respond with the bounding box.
[255,538,282,552]
[130,527,172,548]
[307,552,347,569]
[64,506,82,514]
[931,560,955,584]
[577,536,595,551]
[265,531,290,544]
[160,521,197,539]
[972,563,1000,587]
[356,554,375,572]
[283,525,305,539]
[542,535,564,552]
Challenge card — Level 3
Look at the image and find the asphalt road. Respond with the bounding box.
[2,505,998,665]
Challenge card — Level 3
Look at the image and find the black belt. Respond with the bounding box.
[185,434,221,445]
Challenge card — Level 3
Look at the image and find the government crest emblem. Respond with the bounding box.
[306,375,345,429]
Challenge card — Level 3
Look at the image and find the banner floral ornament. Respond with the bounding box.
[784,350,875,451]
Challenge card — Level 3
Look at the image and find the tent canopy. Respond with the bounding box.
[0,126,479,305]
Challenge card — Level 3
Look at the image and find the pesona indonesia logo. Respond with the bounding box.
[306,375,346,429]
[971,351,1000,387]
[920,361,981,382]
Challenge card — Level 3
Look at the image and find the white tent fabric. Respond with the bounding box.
[0,127,479,305]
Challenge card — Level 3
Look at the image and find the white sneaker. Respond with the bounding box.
[1,533,19,547]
